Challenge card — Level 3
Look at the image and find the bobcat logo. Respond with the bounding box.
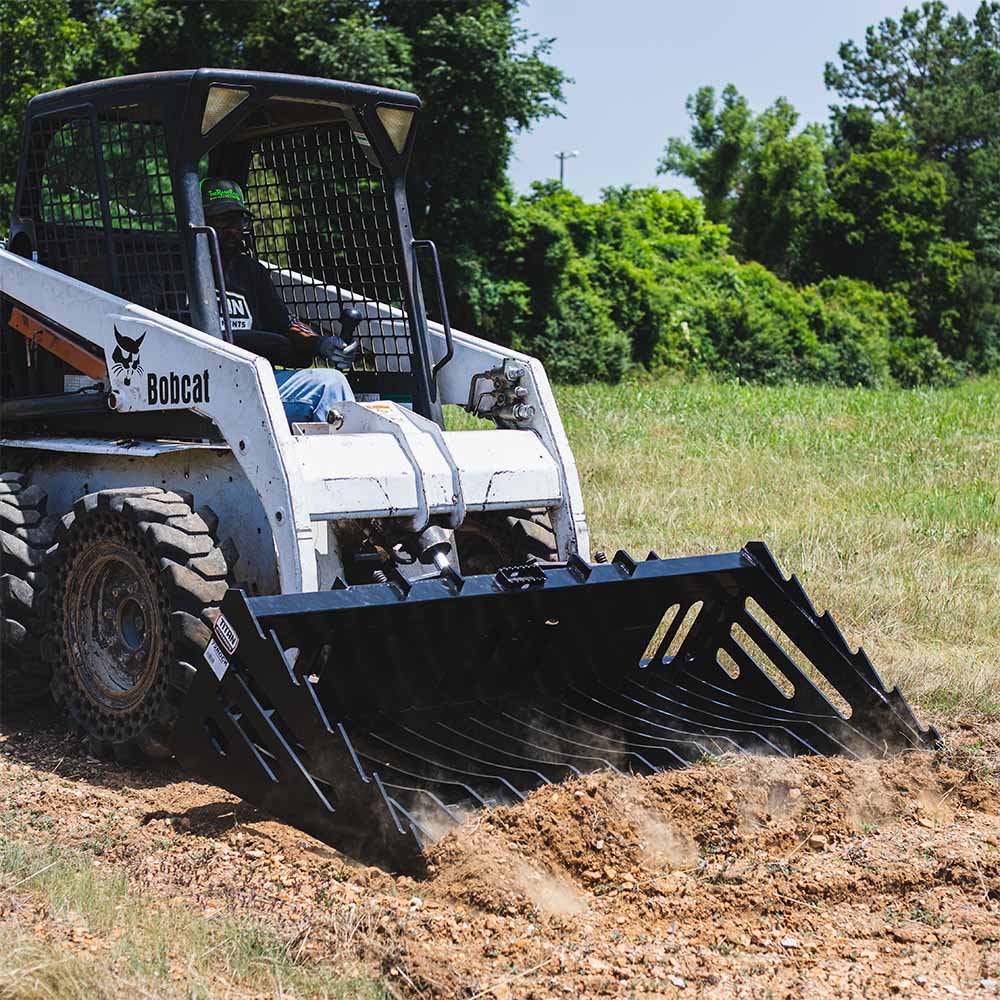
[111,327,145,386]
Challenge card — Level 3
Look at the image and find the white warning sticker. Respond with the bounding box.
[214,614,239,655]
[204,638,230,681]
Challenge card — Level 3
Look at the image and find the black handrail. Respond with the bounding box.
[410,239,454,388]
[189,224,233,343]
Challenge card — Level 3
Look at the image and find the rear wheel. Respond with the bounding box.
[455,509,558,575]
[49,488,230,761]
[0,472,59,709]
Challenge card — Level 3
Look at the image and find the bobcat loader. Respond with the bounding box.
[0,70,936,872]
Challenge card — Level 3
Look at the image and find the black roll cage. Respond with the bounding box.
[9,69,445,423]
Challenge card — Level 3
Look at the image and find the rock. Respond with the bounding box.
[595,839,604,851]
[917,816,934,829]
[807,834,828,850]
[788,788,801,800]
[603,866,617,880]
[409,896,423,910]
[980,979,998,992]
[780,936,801,949]
[667,974,687,988]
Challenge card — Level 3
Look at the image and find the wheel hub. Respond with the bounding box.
[64,531,165,711]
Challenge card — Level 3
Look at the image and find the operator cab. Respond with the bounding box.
[2,69,447,433]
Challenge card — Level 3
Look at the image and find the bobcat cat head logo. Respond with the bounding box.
[111,327,145,385]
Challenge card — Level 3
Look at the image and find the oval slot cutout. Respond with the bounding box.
[745,599,853,718]
[717,648,741,680]
[666,601,704,659]
[640,604,679,667]
[730,623,795,699]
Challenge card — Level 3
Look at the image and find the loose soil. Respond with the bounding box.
[1,709,998,998]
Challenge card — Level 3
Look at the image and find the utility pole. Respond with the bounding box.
[555,149,579,186]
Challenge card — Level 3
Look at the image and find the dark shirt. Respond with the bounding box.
[221,254,311,368]
[222,254,292,336]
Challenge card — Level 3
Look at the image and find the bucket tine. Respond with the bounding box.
[530,703,710,767]
[386,720,555,788]
[431,720,582,782]
[663,678,858,757]
[360,727,535,802]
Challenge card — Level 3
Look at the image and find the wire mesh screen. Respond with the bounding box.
[23,111,189,325]
[244,124,414,376]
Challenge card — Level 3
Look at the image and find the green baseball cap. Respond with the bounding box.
[200,177,247,218]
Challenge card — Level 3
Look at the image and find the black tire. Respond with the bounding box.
[455,509,559,575]
[48,488,231,762]
[0,472,60,710]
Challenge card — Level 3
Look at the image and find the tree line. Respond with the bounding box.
[2,0,997,386]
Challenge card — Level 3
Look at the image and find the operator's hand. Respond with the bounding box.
[316,335,358,371]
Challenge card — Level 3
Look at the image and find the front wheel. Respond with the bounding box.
[49,488,230,761]
[0,472,59,709]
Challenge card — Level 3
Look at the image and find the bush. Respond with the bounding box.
[492,183,959,388]
[804,277,911,386]
[888,337,956,388]
[513,261,630,383]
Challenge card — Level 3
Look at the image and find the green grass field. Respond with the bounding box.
[548,376,999,715]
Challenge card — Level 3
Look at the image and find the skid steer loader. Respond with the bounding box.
[1,69,936,872]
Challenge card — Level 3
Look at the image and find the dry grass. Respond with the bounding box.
[451,374,1000,714]
[0,832,391,1000]
[0,929,113,1000]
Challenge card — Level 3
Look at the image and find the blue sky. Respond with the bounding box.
[508,0,984,201]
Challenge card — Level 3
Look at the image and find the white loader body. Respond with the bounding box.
[0,247,589,594]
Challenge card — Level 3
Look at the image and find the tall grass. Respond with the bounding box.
[452,375,999,712]
[555,376,999,713]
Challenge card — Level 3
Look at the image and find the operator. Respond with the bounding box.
[200,177,355,424]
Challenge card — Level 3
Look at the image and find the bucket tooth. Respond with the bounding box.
[173,543,938,873]
[818,610,854,659]
[787,574,818,618]
[612,550,638,575]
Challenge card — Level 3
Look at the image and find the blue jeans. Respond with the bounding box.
[275,368,354,425]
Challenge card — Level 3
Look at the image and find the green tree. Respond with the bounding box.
[825,1,1000,363]
[731,99,829,279]
[657,84,752,224]
[659,87,830,279]
[0,0,136,222]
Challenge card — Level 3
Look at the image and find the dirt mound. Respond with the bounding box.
[427,747,994,913]
[2,711,999,998]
